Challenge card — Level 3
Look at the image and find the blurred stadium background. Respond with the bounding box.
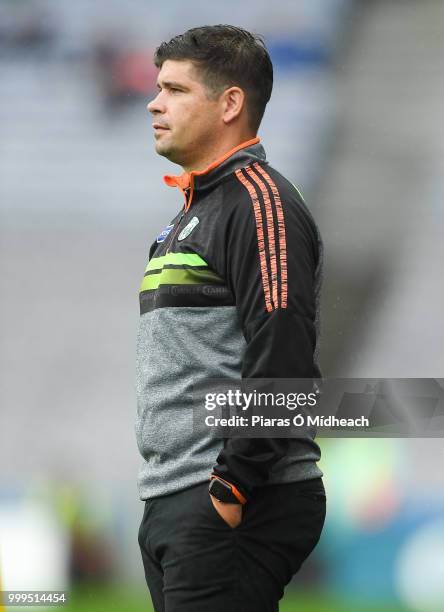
[1,0,444,610]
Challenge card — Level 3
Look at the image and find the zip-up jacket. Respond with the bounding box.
[135,137,324,501]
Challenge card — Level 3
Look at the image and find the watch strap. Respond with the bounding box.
[209,475,247,505]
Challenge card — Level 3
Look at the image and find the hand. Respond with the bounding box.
[209,494,243,528]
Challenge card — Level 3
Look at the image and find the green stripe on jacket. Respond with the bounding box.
[140,267,224,292]
[145,252,208,274]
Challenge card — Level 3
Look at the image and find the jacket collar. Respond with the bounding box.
[163,137,267,211]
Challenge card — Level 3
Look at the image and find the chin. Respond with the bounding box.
[156,144,183,166]
[155,142,171,157]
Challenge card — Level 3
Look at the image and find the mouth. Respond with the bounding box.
[152,123,170,133]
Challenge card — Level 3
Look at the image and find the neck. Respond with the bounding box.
[182,131,257,174]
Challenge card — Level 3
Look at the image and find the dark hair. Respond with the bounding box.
[154,25,273,133]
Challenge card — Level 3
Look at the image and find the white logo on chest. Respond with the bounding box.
[178,216,200,241]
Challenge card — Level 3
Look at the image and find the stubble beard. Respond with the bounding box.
[154,133,193,168]
[154,135,177,163]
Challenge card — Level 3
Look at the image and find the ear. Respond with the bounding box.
[221,87,246,125]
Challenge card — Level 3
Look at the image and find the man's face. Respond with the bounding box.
[147,59,222,169]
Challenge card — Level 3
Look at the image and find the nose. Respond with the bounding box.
[147,91,164,115]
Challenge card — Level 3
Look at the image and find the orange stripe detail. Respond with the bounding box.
[164,136,260,212]
[246,166,279,309]
[253,163,288,308]
[235,169,273,313]
[190,137,260,181]
[210,475,247,505]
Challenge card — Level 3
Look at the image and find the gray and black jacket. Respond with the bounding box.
[135,137,324,501]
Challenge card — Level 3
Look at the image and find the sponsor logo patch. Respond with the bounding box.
[157,223,174,243]
[178,216,199,241]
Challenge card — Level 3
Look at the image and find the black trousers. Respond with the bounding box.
[138,478,326,612]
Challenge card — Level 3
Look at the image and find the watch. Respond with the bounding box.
[209,476,247,505]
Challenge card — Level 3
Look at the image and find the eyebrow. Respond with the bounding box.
[156,80,188,90]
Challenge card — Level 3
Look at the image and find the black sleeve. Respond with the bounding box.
[211,166,320,500]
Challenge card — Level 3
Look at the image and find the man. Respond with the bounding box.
[136,25,326,612]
